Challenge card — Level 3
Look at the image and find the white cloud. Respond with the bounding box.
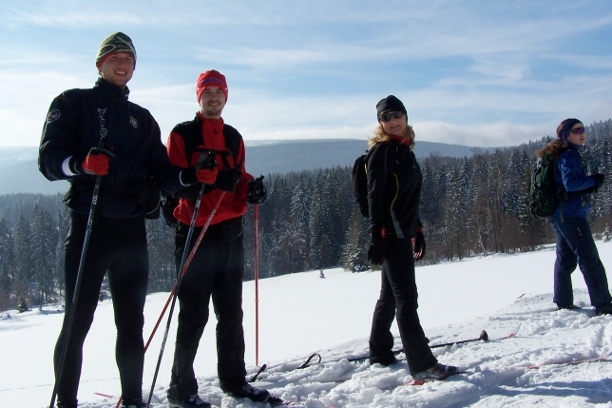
[415,121,549,148]
[1,0,611,148]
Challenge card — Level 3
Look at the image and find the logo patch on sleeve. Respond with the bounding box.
[130,116,138,129]
[46,109,61,123]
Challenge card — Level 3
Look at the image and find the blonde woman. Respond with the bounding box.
[366,95,458,381]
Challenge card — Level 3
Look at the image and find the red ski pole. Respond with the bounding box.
[254,204,260,366]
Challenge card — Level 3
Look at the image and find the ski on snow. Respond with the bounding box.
[526,349,610,370]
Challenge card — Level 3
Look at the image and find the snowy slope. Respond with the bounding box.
[1,242,612,407]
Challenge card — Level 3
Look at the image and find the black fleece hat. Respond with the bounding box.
[376,95,407,120]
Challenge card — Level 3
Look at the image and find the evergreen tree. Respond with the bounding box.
[54,210,68,298]
[146,218,175,292]
[0,218,14,310]
[30,205,56,306]
[340,206,369,271]
[13,213,32,303]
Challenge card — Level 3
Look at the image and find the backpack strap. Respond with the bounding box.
[170,116,243,200]
[172,116,242,165]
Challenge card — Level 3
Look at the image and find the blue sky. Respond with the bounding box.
[1,0,611,148]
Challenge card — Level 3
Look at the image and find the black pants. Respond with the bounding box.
[369,238,436,374]
[54,212,148,407]
[170,218,246,397]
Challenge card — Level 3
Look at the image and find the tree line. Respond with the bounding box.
[1,119,611,311]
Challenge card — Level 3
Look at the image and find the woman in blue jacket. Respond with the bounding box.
[537,118,610,315]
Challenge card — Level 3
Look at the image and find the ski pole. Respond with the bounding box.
[429,330,488,349]
[254,204,260,366]
[144,190,226,407]
[49,139,106,408]
[347,330,489,363]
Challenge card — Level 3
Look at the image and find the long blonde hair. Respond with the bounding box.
[368,123,415,149]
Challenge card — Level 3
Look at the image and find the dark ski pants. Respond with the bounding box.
[170,219,247,398]
[369,238,436,375]
[551,216,612,308]
[54,212,148,407]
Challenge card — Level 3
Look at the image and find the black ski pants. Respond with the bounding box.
[369,237,436,374]
[54,211,148,407]
[170,217,247,398]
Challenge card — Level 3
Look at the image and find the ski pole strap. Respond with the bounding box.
[249,352,321,382]
[297,353,321,369]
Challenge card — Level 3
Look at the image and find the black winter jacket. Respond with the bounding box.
[39,78,183,218]
[367,140,422,239]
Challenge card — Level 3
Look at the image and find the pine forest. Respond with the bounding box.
[1,120,611,311]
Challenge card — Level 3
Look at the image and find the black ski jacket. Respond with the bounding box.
[366,140,422,238]
[39,78,184,218]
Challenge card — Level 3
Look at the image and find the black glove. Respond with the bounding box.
[414,230,426,260]
[161,195,179,228]
[247,176,267,204]
[368,238,387,265]
[215,168,242,192]
[592,174,605,192]
[368,225,387,265]
[180,150,218,186]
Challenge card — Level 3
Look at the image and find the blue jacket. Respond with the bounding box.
[553,143,595,218]
[39,78,184,218]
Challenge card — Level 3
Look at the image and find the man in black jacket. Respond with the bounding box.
[39,32,196,408]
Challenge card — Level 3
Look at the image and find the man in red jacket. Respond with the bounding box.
[164,70,269,408]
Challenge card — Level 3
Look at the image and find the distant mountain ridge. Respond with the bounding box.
[0,139,491,195]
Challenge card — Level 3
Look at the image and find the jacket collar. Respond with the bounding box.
[566,142,583,152]
[388,134,410,146]
[94,78,130,101]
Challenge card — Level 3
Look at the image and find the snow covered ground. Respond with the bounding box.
[2,242,612,407]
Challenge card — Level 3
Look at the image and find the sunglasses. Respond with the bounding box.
[570,126,585,135]
[379,111,404,123]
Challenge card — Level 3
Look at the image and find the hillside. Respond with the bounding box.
[0,140,489,195]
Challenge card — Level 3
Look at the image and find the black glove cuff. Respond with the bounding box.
[180,168,198,186]
[89,146,116,159]
[69,156,82,175]
[369,224,386,239]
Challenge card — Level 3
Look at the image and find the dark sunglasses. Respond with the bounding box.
[379,111,404,123]
[570,126,585,135]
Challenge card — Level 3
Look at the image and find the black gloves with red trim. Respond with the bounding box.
[367,225,387,266]
[368,224,426,265]
[247,176,267,204]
